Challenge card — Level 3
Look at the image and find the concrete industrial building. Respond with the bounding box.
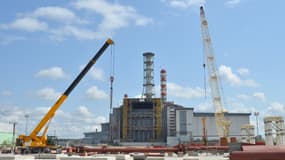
[82,52,251,146]
[108,101,251,146]
[192,112,251,140]
[162,102,251,146]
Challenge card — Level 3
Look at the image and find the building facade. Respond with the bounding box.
[110,101,251,146]
[121,97,162,142]
[192,112,251,140]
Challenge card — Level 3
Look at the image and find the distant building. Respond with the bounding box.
[110,107,121,143]
[192,112,251,140]
[164,103,251,146]
[58,139,81,147]
[0,132,12,146]
[81,123,110,145]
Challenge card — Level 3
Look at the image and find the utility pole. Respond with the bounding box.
[24,114,29,136]
[254,112,259,136]
[9,121,17,154]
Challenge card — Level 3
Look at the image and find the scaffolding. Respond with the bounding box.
[264,116,285,145]
[240,124,255,144]
[121,98,162,142]
[155,98,162,140]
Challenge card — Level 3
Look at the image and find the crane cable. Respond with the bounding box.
[203,63,207,99]
[202,44,207,99]
[109,44,115,114]
[109,42,115,142]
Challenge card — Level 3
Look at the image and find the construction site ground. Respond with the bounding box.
[0,153,229,160]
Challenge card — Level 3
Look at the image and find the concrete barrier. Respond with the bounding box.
[115,154,131,160]
[0,155,34,160]
[34,153,59,159]
[60,156,116,160]
[146,157,164,160]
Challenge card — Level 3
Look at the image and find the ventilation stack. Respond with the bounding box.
[160,69,167,102]
[143,52,155,99]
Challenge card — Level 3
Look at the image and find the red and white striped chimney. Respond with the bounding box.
[160,69,167,102]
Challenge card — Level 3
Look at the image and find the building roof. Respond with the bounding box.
[193,112,251,116]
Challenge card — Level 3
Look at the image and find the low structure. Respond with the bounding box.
[81,123,110,145]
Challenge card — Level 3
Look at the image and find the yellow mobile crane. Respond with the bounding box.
[16,38,114,153]
[200,6,231,145]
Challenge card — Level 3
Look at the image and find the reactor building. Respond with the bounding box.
[82,52,251,146]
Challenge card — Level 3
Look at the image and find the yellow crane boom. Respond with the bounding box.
[17,38,114,153]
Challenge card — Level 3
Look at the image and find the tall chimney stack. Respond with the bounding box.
[143,52,155,99]
[160,69,167,102]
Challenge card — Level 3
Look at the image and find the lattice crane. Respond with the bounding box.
[200,6,231,143]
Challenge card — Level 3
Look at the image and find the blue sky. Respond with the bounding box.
[1,0,285,138]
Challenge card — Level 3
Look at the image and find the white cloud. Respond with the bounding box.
[231,104,254,113]
[225,97,255,113]
[243,80,259,88]
[49,25,104,41]
[72,106,108,124]
[167,82,204,99]
[218,65,258,87]
[0,35,26,45]
[0,106,23,123]
[77,105,92,117]
[73,0,153,33]
[79,65,105,81]
[90,67,105,81]
[86,86,108,100]
[225,0,241,8]
[37,87,61,101]
[195,102,213,112]
[35,66,67,80]
[237,68,249,76]
[1,1,151,41]
[236,94,250,100]
[73,106,107,126]
[0,105,24,132]
[1,90,12,97]
[95,116,107,124]
[34,107,50,117]
[219,65,241,85]
[235,92,266,103]
[0,105,107,138]
[253,92,266,102]
[267,102,285,115]
[162,0,205,8]
[1,17,48,32]
[31,6,85,24]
